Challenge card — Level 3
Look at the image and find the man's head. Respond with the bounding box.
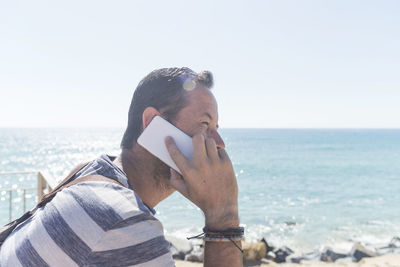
[121,67,222,149]
[119,68,227,208]
[120,67,225,192]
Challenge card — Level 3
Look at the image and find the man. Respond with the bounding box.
[0,67,242,266]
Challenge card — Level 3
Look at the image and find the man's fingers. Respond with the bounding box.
[169,168,190,198]
[192,134,207,160]
[205,138,218,160]
[165,136,189,172]
[217,148,230,161]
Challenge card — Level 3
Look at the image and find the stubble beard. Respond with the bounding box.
[151,157,173,192]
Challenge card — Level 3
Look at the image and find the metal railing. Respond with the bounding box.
[0,171,58,222]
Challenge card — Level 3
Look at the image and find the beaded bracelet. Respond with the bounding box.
[204,235,243,242]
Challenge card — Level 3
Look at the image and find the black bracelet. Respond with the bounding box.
[187,226,245,253]
[203,226,245,235]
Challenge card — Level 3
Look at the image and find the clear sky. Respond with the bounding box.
[1,0,399,128]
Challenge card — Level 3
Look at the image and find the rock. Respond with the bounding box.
[302,250,320,261]
[261,238,274,254]
[184,245,203,262]
[377,246,400,255]
[390,236,400,248]
[351,242,377,262]
[286,254,303,263]
[320,247,347,262]
[266,251,276,261]
[184,253,202,262]
[242,241,267,262]
[169,246,185,260]
[377,246,394,255]
[165,235,193,260]
[376,237,400,255]
[273,246,294,263]
[260,258,272,264]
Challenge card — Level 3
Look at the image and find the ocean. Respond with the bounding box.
[1,128,399,253]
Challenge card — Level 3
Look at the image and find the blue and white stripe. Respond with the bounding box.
[0,155,174,266]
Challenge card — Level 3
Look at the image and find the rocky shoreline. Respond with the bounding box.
[167,235,400,265]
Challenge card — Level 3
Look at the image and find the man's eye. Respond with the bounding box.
[202,122,209,126]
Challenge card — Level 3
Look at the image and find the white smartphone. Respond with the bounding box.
[137,116,193,174]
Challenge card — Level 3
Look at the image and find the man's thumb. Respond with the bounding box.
[169,168,189,198]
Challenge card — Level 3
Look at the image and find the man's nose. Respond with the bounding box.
[207,130,225,149]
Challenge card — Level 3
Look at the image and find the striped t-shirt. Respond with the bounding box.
[0,155,175,267]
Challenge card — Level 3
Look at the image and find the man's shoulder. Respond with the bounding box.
[51,180,154,228]
[0,180,173,267]
[73,154,131,189]
[40,182,172,266]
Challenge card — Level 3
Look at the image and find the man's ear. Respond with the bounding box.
[142,107,161,130]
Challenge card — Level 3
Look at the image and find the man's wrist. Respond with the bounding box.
[205,210,239,230]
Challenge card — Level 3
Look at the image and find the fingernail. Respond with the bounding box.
[165,136,172,143]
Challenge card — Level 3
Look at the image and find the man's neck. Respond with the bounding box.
[113,146,175,209]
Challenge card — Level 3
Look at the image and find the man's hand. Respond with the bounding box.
[165,134,239,229]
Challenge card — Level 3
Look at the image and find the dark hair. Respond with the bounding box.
[121,67,214,149]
